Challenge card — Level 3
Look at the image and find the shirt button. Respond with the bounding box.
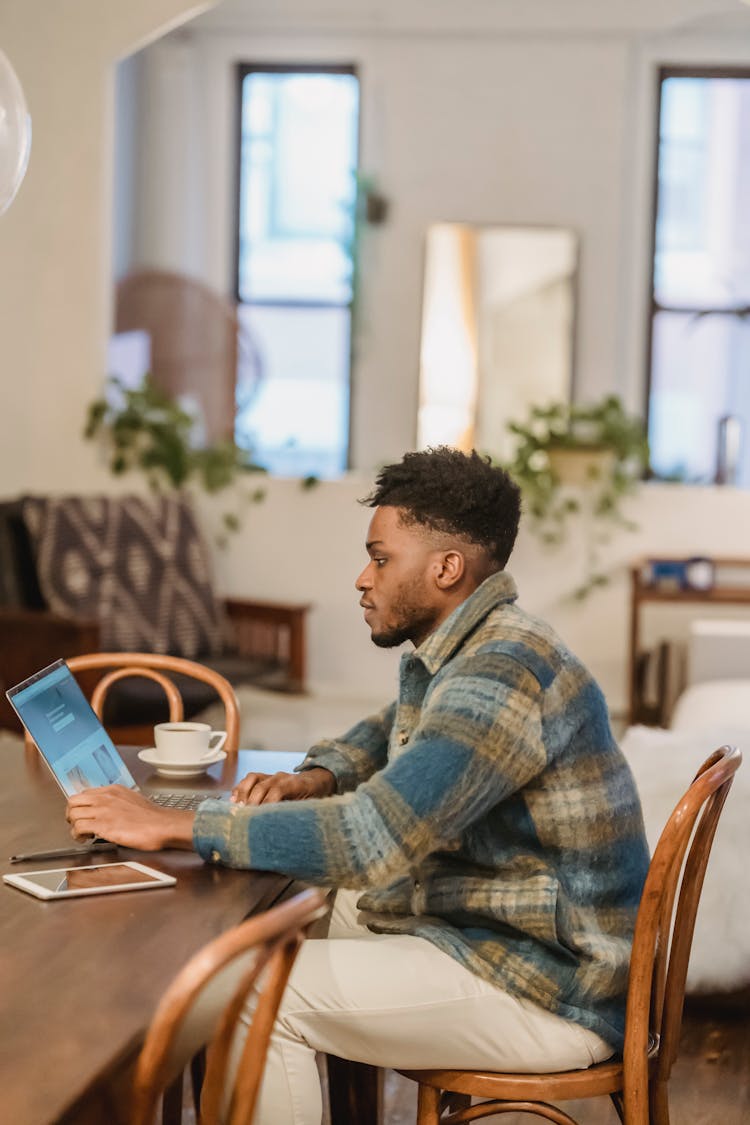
[397,731,409,746]
[211,849,221,864]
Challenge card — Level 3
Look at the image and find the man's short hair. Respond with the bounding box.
[362,447,521,569]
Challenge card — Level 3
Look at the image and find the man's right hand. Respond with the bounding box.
[231,766,336,806]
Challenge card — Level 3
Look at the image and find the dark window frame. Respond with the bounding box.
[232,62,360,310]
[232,62,361,473]
[644,65,750,436]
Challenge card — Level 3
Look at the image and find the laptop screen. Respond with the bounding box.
[7,660,139,797]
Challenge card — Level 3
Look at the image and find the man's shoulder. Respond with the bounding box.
[465,599,572,662]
[448,600,602,703]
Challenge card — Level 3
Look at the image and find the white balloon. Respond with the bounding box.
[0,49,32,216]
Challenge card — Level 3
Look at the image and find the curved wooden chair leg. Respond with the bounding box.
[650,1078,671,1125]
[455,1103,579,1124]
[417,1083,441,1125]
[418,1090,581,1125]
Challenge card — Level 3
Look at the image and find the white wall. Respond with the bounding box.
[196,475,750,711]
[1,0,749,712]
[0,0,217,495]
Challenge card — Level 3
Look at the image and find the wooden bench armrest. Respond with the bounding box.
[222,599,310,691]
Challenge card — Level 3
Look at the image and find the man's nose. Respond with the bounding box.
[355,564,372,591]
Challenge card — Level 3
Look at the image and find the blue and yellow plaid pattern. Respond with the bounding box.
[195,570,649,1051]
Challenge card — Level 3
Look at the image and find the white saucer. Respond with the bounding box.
[138,748,227,778]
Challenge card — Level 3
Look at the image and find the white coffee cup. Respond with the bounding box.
[153,721,227,763]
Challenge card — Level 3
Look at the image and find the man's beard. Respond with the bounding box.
[369,582,437,649]
[370,621,414,648]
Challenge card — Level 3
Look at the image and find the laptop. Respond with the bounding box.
[6,659,228,811]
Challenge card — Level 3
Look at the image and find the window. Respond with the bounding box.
[234,66,360,477]
[647,69,750,487]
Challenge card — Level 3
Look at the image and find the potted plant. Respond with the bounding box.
[84,375,267,545]
[505,395,649,598]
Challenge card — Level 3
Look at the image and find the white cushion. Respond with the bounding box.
[670,679,750,735]
[620,724,748,992]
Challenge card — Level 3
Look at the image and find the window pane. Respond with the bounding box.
[235,304,351,478]
[654,76,750,308]
[649,311,749,486]
[238,72,359,304]
[649,72,750,490]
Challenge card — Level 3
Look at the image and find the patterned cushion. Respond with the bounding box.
[22,495,225,658]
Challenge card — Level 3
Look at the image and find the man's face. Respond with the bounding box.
[355,506,445,648]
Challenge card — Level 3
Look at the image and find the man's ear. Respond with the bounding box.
[435,550,465,590]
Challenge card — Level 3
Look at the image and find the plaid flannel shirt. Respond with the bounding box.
[194,570,649,1050]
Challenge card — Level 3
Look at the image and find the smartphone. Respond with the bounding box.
[3,860,176,900]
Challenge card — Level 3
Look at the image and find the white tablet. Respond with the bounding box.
[3,861,176,900]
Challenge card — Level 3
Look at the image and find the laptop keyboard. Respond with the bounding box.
[148,791,216,811]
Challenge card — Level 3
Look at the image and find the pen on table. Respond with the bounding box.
[9,841,119,864]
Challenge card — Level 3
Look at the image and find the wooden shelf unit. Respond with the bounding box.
[628,556,750,725]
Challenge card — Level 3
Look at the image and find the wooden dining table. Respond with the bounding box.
[0,742,381,1125]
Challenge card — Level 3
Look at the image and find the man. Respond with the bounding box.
[68,447,650,1125]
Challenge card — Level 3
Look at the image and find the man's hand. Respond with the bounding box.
[66,785,195,852]
[231,766,335,806]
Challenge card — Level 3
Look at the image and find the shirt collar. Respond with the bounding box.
[413,570,518,676]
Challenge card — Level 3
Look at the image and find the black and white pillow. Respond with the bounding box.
[22,494,225,659]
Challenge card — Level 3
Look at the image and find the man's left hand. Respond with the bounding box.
[66,785,195,852]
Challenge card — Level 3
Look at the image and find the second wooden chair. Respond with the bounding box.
[130,887,328,1125]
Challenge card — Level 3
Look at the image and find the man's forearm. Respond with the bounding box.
[170,771,334,852]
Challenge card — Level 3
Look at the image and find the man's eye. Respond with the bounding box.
[374,558,386,567]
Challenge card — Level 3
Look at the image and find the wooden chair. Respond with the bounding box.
[22,652,241,754]
[398,744,742,1125]
[130,887,327,1125]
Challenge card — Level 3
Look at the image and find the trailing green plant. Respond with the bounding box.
[84,375,267,545]
[505,395,649,598]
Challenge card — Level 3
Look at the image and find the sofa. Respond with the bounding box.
[0,495,309,742]
[621,678,749,994]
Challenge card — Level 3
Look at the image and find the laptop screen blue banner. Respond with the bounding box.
[11,663,138,797]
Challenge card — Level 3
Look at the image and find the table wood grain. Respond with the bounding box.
[0,744,303,1125]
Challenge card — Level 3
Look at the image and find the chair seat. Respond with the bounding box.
[101,669,219,726]
[397,1057,626,1102]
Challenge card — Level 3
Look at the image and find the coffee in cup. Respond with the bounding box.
[153,721,227,763]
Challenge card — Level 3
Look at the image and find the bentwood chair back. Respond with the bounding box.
[398,744,742,1125]
[21,652,241,754]
[130,888,327,1125]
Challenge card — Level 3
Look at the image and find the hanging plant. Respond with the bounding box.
[84,375,267,545]
[505,395,649,598]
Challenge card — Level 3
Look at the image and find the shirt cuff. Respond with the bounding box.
[293,744,361,792]
[193,798,252,867]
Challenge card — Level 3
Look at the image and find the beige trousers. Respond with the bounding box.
[231,890,614,1125]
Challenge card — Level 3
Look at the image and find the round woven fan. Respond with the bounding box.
[115,269,263,442]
